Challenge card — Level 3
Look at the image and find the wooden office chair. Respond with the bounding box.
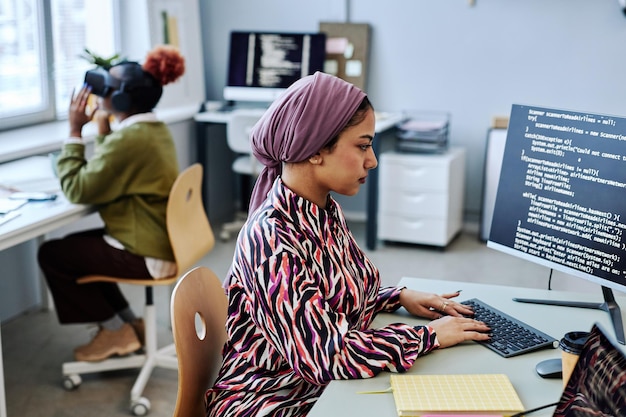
[219,108,265,241]
[61,163,215,416]
[170,266,227,417]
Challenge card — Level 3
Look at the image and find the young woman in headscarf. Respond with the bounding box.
[206,72,490,417]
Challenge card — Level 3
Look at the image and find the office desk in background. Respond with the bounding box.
[194,108,264,226]
[309,277,626,417]
[0,156,94,417]
[194,108,404,248]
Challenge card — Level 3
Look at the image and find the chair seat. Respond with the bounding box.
[77,275,179,286]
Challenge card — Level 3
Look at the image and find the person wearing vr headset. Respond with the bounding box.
[37,45,185,362]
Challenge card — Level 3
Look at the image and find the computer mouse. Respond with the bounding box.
[535,358,562,379]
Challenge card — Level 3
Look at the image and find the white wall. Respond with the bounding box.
[119,0,205,111]
[198,0,626,221]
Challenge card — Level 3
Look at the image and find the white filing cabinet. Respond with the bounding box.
[377,148,465,247]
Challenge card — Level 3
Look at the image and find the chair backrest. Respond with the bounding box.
[167,164,215,275]
[76,163,214,286]
[225,108,265,155]
[226,110,265,178]
[227,110,265,178]
[171,266,228,417]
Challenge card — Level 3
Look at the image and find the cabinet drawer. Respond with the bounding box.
[378,215,453,247]
[379,153,450,191]
[379,188,448,217]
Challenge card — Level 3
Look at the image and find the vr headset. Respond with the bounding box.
[83,67,120,98]
[83,63,155,111]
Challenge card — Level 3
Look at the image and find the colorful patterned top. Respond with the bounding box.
[206,178,439,416]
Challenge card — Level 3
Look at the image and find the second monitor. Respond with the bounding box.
[223,31,327,104]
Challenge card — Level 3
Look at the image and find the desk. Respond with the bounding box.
[0,157,94,417]
[194,108,403,247]
[308,278,626,417]
[0,197,94,252]
[194,108,266,226]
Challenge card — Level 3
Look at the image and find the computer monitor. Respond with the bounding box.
[223,31,326,104]
[488,104,626,345]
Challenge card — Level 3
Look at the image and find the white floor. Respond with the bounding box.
[2,221,602,417]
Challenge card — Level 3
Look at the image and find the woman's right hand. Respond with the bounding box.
[428,315,491,349]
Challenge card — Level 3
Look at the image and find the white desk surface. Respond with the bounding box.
[195,109,404,134]
[0,156,94,250]
[0,156,94,417]
[308,277,626,417]
[0,196,94,252]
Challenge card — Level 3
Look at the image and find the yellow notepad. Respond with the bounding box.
[389,374,524,416]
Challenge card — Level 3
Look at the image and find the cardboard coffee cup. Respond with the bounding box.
[560,331,590,387]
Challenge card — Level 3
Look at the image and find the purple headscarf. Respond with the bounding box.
[248,71,366,213]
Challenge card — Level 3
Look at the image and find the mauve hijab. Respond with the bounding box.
[248,71,366,213]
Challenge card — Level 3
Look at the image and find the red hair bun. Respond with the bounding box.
[142,45,185,86]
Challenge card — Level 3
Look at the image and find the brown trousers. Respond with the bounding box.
[37,228,152,324]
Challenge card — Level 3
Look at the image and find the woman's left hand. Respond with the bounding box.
[398,288,473,320]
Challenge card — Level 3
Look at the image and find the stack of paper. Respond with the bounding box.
[389,374,524,416]
[0,198,27,215]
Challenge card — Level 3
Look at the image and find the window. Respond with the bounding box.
[0,0,116,131]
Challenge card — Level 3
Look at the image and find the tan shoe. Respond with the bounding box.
[74,323,141,362]
[131,318,145,346]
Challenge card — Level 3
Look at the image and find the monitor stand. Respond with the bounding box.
[513,285,625,345]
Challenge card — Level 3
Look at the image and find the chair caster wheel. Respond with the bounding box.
[63,374,82,390]
[131,397,151,416]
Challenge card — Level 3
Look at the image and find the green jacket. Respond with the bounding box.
[57,119,179,261]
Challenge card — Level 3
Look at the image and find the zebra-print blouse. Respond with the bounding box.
[207,178,438,417]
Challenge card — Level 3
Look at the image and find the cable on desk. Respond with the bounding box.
[510,401,559,417]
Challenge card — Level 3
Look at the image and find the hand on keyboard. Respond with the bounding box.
[461,298,558,357]
[400,288,472,319]
[398,288,491,348]
[428,315,492,348]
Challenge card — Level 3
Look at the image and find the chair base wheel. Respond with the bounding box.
[63,374,82,390]
[131,397,151,416]
[219,230,231,241]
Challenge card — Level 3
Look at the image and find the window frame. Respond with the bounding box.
[0,0,119,132]
[0,0,53,130]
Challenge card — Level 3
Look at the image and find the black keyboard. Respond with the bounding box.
[461,298,559,358]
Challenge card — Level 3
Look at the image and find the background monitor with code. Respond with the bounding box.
[223,31,326,103]
[488,104,626,344]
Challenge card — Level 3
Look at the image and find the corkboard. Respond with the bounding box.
[319,22,370,91]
